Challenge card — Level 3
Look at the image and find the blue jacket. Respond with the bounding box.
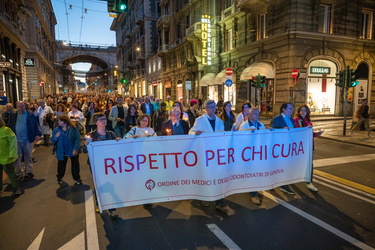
[7,111,42,143]
[51,126,81,160]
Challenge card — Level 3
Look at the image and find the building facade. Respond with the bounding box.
[113,0,375,115]
[0,0,57,106]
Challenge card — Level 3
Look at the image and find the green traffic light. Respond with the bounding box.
[120,4,126,10]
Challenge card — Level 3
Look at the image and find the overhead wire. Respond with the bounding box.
[79,0,85,44]
[63,0,71,43]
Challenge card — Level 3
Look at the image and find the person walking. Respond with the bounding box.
[294,105,323,192]
[0,117,23,197]
[51,115,82,185]
[239,107,265,205]
[218,101,236,131]
[52,103,67,129]
[84,102,100,134]
[109,96,128,138]
[186,99,198,128]
[7,101,41,179]
[140,96,155,118]
[125,104,139,133]
[270,102,296,195]
[85,112,119,219]
[2,103,14,125]
[125,114,157,138]
[36,99,54,146]
[161,107,189,135]
[165,96,174,111]
[350,98,372,138]
[153,102,168,135]
[236,102,251,126]
[189,100,230,214]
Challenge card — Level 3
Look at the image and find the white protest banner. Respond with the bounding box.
[87,127,312,212]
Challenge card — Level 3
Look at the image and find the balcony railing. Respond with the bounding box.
[157,15,170,28]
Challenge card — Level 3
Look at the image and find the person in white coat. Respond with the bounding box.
[188,100,229,214]
[37,99,54,146]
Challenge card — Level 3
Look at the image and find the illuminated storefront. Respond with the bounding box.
[307,60,337,115]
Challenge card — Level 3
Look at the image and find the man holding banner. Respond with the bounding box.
[270,102,296,195]
[189,100,230,213]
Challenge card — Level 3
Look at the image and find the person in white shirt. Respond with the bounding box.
[124,114,157,138]
[239,107,264,205]
[236,102,251,126]
[68,105,85,134]
[239,107,265,131]
[36,99,54,146]
[188,100,230,214]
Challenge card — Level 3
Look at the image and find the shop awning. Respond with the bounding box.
[215,70,236,84]
[200,73,216,86]
[240,62,275,81]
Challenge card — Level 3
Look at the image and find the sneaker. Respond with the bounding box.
[250,195,261,205]
[25,173,34,178]
[57,179,63,184]
[215,203,229,213]
[200,200,210,207]
[306,183,318,192]
[109,210,118,219]
[12,188,23,196]
[74,180,82,185]
[280,185,295,195]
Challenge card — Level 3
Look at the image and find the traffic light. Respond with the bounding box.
[114,0,127,13]
[348,69,360,87]
[250,76,256,87]
[335,71,345,87]
[121,78,127,84]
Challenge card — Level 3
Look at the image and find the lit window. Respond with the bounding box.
[258,13,267,40]
[318,4,332,34]
[361,10,373,39]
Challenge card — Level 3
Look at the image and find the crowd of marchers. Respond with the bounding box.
[8,92,371,218]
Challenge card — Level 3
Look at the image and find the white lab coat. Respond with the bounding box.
[188,113,225,134]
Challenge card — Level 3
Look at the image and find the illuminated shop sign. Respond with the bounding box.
[310,66,330,74]
[201,15,212,65]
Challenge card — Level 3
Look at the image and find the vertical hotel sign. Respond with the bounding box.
[201,15,211,65]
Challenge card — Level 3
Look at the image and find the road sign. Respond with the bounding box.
[292,69,299,78]
[225,79,233,87]
[225,68,233,76]
[185,81,191,90]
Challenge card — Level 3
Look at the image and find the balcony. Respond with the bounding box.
[221,5,237,21]
[157,44,169,56]
[185,22,201,42]
[157,15,170,29]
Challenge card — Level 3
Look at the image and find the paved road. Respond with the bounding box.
[0,124,374,249]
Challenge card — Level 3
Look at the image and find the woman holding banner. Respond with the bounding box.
[218,101,236,131]
[294,105,323,192]
[85,112,120,219]
[124,114,157,138]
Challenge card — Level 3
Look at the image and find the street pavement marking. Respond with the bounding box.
[85,190,99,250]
[263,192,375,250]
[314,153,375,168]
[58,231,85,250]
[27,227,45,250]
[314,169,375,195]
[206,224,241,250]
[314,178,375,205]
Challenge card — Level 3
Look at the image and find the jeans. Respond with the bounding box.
[57,155,81,181]
[114,125,126,138]
[15,141,34,176]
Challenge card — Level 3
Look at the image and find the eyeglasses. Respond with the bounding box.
[97,118,107,121]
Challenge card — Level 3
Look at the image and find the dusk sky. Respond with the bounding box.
[52,0,116,74]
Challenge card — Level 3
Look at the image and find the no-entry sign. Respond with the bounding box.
[225,68,233,76]
[292,69,299,78]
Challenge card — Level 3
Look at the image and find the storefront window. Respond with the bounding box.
[224,84,236,107]
[307,60,337,115]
